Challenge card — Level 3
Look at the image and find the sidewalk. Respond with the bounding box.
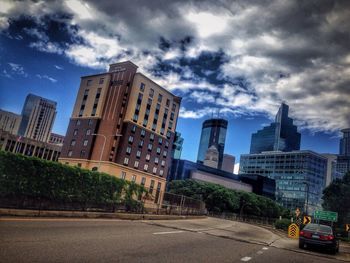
[0,208,206,220]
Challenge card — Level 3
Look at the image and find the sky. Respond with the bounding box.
[0,0,349,172]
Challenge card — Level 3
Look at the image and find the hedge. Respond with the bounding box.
[0,151,146,211]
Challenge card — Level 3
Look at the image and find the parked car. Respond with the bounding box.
[299,223,339,254]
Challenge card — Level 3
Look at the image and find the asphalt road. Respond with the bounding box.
[0,217,346,263]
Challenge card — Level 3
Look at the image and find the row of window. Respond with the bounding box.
[122,158,165,176]
[86,78,105,86]
[78,88,102,117]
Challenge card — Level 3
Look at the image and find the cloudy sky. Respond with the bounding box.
[1,0,349,170]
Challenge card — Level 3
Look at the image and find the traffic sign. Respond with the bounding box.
[314,210,338,222]
[346,224,350,232]
[303,216,311,225]
[288,223,299,239]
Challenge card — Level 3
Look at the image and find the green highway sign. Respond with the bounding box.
[314,210,338,222]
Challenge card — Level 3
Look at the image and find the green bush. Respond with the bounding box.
[168,179,287,218]
[0,151,146,210]
[274,218,291,230]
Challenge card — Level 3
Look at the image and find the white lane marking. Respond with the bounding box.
[262,247,269,250]
[241,257,252,262]
[153,231,184,235]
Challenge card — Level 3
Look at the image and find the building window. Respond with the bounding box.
[128,136,134,143]
[158,94,163,103]
[148,143,153,151]
[80,150,86,158]
[99,78,104,84]
[141,177,146,186]
[149,88,154,98]
[83,140,88,146]
[161,160,166,167]
[166,131,171,139]
[126,146,132,154]
[150,133,154,141]
[88,119,93,125]
[134,161,139,168]
[159,170,164,176]
[149,180,155,194]
[76,120,81,126]
[152,123,157,131]
[139,140,144,147]
[136,150,141,158]
[123,157,129,165]
[166,99,170,107]
[158,138,163,144]
[168,122,173,130]
[68,150,73,157]
[156,147,161,154]
[86,129,91,136]
[143,119,148,126]
[121,171,126,179]
[141,129,146,137]
[73,129,78,136]
[131,125,136,133]
[87,79,92,86]
[133,114,138,122]
[140,82,145,92]
[70,140,76,146]
[165,140,169,148]
[172,103,176,111]
[152,167,157,174]
[144,164,148,171]
[146,154,150,161]
[155,157,159,164]
[170,112,174,121]
[131,175,136,182]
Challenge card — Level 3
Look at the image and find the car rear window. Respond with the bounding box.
[304,224,332,234]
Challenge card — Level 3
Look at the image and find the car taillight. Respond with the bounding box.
[300,231,304,236]
[320,235,334,240]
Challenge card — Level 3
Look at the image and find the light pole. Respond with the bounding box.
[91,133,122,171]
[302,181,309,215]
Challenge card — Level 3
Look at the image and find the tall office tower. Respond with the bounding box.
[197,118,228,169]
[0,109,22,135]
[222,154,235,173]
[336,128,350,177]
[172,132,184,160]
[250,102,301,154]
[59,61,181,205]
[18,94,57,142]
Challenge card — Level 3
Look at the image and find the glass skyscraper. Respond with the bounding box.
[336,128,350,177]
[250,103,301,154]
[239,150,327,213]
[197,118,227,170]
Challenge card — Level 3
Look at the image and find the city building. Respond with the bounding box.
[238,174,276,200]
[59,61,181,207]
[171,131,183,160]
[0,130,61,161]
[203,145,219,169]
[222,154,235,173]
[18,94,57,142]
[322,154,340,186]
[239,150,328,213]
[0,109,21,135]
[49,133,65,146]
[336,128,350,177]
[197,118,228,170]
[169,159,252,192]
[250,103,301,154]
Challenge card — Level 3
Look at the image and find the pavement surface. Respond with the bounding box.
[0,217,348,263]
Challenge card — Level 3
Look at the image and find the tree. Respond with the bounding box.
[322,172,350,225]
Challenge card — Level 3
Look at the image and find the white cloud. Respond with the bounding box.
[8,62,28,77]
[54,65,64,70]
[36,74,57,83]
[234,163,240,175]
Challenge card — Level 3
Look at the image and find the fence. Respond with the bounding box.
[209,211,278,226]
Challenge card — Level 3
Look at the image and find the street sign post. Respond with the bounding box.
[303,216,311,225]
[314,210,338,222]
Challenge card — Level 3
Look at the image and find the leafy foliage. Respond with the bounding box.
[168,179,287,218]
[274,218,291,230]
[0,151,145,211]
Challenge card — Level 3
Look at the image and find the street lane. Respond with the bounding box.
[0,218,344,263]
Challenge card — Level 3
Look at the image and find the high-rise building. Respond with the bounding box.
[336,128,350,177]
[222,154,235,173]
[250,103,301,154]
[197,118,227,169]
[59,61,181,206]
[0,109,21,135]
[171,131,183,160]
[239,150,327,213]
[18,94,57,142]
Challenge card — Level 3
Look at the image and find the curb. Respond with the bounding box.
[0,208,207,221]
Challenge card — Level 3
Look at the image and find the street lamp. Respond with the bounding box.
[302,182,309,216]
[91,133,122,171]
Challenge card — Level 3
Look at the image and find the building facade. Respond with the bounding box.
[171,131,183,160]
[18,94,57,142]
[197,118,228,169]
[0,130,61,161]
[59,61,181,206]
[49,133,65,146]
[250,103,301,154]
[222,154,235,173]
[239,150,327,213]
[336,128,350,177]
[0,109,21,135]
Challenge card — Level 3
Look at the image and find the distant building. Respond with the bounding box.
[49,133,65,146]
[169,159,252,192]
[171,131,183,160]
[222,154,235,173]
[203,145,219,169]
[59,61,181,207]
[197,118,228,170]
[238,174,276,200]
[0,109,21,135]
[336,128,350,177]
[250,103,301,154]
[0,130,61,161]
[322,154,341,186]
[239,150,327,213]
[18,94,57,142]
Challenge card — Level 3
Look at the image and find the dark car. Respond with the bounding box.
[299,223,339,254]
